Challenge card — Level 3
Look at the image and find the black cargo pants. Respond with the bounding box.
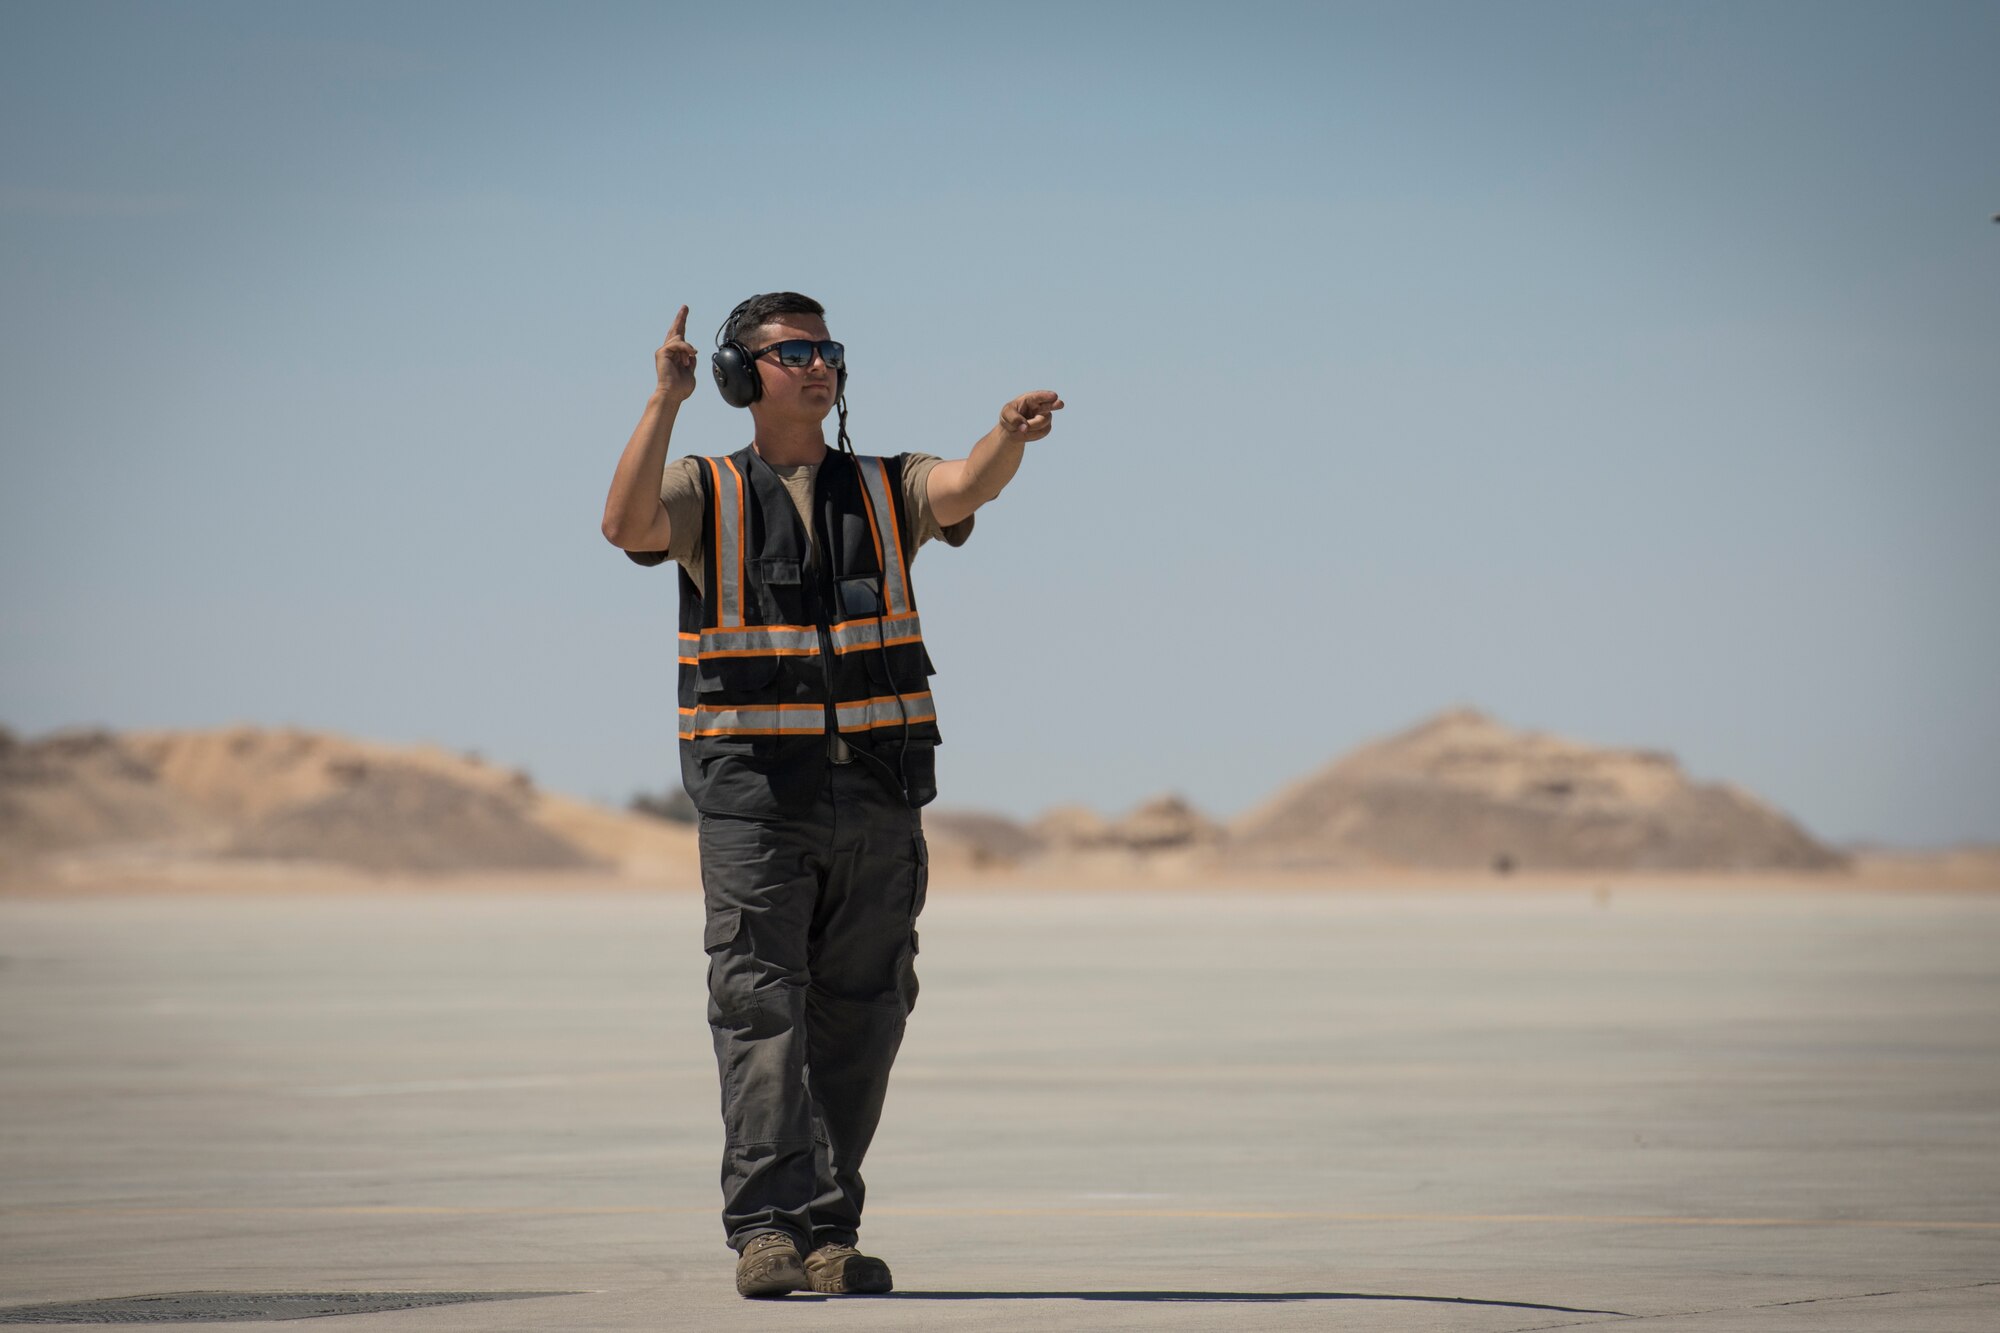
[697,761,926,1254]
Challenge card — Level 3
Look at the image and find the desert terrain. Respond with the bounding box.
[3,709,1994,896]
[4,712,1996,1330]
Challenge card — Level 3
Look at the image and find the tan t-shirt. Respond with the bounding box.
[628,450,971,588]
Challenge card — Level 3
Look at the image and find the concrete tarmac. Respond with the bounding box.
[1,886,1995,1330]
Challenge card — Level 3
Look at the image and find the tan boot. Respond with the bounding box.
[734,1232,807,1299]
[804,1242,893,1294]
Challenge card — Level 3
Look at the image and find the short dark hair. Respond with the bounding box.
[724,291,825,349]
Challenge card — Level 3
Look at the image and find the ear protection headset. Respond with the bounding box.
[709,299,764,409]
[711,297,848,411]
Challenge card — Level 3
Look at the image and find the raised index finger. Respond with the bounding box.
[668,304,689,341]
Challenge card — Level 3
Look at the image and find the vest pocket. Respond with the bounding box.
[836,574,883,617]
[749,557,805,624]
[695,654,781,693]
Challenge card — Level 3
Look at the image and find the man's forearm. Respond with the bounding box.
[953,425,1029,508]
[602,388,679,547]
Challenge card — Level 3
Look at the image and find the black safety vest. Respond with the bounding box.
[676,446,940,816]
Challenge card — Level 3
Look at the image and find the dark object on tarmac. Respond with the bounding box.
[0,1291,574,1323]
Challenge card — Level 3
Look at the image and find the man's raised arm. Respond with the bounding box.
[926,389,1065,528]
[601,304,698,551]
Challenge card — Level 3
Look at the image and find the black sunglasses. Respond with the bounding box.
[751,339,845,370]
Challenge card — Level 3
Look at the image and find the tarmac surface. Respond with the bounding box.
[1,885,1996,1330]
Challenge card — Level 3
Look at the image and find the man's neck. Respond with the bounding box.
[751,422,829,468]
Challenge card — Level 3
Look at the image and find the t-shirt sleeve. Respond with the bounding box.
[899,452,974,556]
[623,456,708,569]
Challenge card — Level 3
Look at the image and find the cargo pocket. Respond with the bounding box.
[701,906,745,1022]
[911,831,929,921]
[703,907,742,953]
[896,931,920,1015]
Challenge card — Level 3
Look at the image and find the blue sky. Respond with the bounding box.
[3,1,1996,846]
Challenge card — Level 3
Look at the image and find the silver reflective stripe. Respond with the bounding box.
[700,625,820,655]
[679,691,935,737]
[710,457,745,628]
[836,692,935,731]
[828,613,924,653]
[678,706,825,737]
[857,457,913,617]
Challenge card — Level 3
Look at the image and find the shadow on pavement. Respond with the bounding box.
[884,1290,1629,1314]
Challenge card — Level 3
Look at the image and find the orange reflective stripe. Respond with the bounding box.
[719,455,748,628]
[855,457,912,616]
[702,457,719,614]
[835,632,922,653]
[677,691,934,738]
[836,690,935,732]
[698,648,814,659]
[856,459,888,580]
[677,701,827,739]
[872,457,909,601]
[699,624,819,654]
[703,457,739,628]
[828,611,924,654]
[689,615,928,660]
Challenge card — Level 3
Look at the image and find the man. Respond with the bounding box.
[600,293,1061,1298]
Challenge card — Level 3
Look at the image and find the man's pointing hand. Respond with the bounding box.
[998,390,1064,443]
[655,305,698,404]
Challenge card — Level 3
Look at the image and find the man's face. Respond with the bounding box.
[744,314,838,424]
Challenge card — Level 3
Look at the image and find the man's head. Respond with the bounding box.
[716,292,845,438]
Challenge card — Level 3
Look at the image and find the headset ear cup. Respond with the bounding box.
[710,341,761,408]
[836,363,847,396]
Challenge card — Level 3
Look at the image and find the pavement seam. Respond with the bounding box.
[1501,1277,2000,1331]
[1750,1278,2000,1310]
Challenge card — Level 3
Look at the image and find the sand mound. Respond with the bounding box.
[2,724,695,879]
[1231,708,1844,872]
[1030,804,1113,850]
[1030,795,1223,855]
[222,763,597,872]
[924,808,1041,870]
[1114,794,1223,851]
[0,728,216,866]
[125,726,538,819]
